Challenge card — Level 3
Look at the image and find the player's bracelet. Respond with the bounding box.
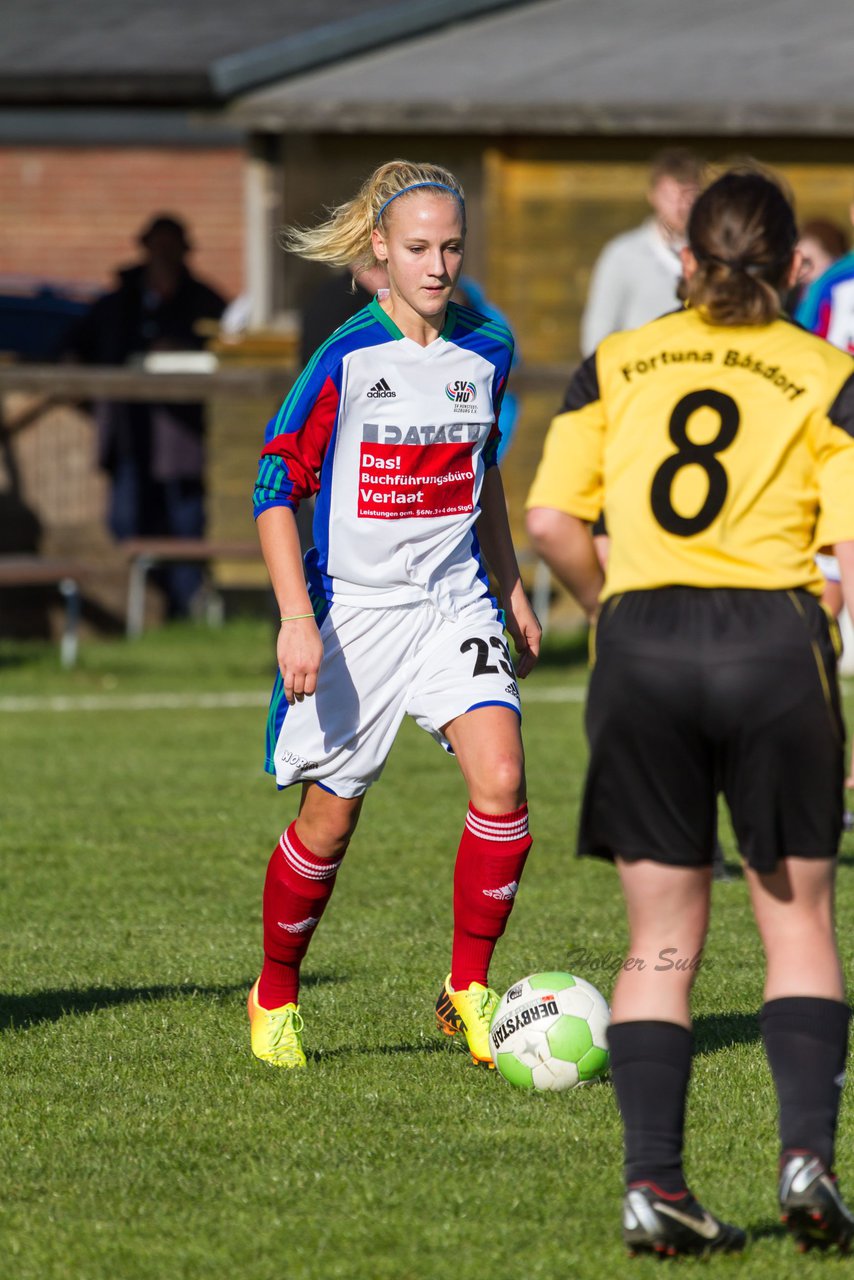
[279,612,315,622]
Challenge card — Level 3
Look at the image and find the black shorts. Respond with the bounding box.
[579,587,845,873]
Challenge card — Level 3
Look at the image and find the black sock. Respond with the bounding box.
[760,996,850,1169]
[608,1020,693,1195]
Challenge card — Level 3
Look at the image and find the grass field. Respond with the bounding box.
[2,620,854,1280]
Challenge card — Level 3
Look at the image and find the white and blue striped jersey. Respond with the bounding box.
[253,297,514,618]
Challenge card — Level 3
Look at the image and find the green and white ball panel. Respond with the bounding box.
[526,972,579,993]
[494,1051,535,1090]
[489,972,611,1092]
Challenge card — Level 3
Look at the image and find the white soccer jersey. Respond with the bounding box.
[253,297,514,618]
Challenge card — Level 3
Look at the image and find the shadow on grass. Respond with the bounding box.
[0,972,342,1032]
[744,1222,789,1244]
[308,1039,454,1063]
[693,1011,760,1056]
[0,651,29,671]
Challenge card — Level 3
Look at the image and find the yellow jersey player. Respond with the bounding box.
[527,169,854,1258]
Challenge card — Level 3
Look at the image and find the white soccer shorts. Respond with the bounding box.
[267,597,521,798]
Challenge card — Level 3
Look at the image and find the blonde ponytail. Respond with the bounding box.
[283,159,465,276]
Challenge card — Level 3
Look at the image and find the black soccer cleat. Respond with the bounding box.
[779,1152,854,1253]
[622,1183,746,1258]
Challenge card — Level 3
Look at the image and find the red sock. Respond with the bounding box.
[257,821,345,1009]
[451,802,532,990]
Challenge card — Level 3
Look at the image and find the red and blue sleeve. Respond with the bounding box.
[253,360,342,517]
[795,276,834,338]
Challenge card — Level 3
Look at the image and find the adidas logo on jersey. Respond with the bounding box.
[367,378,396,398]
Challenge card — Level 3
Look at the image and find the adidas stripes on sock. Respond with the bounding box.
[451,802,532,990]
[257,821,344,1009]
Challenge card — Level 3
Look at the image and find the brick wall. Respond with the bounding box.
[0,145,244,300]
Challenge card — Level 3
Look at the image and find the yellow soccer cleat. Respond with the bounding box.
[247,979,307,1069]
[435,974,499,1068]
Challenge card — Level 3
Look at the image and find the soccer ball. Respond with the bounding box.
[489,972,610,1091]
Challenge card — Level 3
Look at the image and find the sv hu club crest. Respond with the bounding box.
[445,380,477,406]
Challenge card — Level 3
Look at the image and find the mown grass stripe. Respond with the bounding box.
[0,686,587,714]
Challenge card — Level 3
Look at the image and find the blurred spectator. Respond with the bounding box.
[66,214,227,618]
[786,218,849,313]
[580,149,704,356]
[798,218,849,282]
[795,211,854,349]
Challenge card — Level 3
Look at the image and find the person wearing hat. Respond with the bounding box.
[66,213,227,618]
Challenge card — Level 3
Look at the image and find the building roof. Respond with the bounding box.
[4,0,852,135]
[229,0,854,135]
[0,0,528,105]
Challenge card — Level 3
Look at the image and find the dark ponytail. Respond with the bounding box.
[679,169,797,326]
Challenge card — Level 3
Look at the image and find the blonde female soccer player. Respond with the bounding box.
[248,160,541,1071]
[528,170,854,1257]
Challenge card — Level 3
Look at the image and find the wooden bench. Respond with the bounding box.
[122,538,262,637]
[0,556,92,667]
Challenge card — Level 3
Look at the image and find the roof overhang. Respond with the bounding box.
[0,0,539,108]
[227,0,854,137]
[211,0,541,97]
[0,108,241,145]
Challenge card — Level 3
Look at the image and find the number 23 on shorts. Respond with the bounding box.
[460,633,515,678]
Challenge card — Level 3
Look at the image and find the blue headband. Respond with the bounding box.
[375,181,465,224]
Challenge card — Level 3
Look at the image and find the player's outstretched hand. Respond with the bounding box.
[277,617,324,704]
[505,581,541,680]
